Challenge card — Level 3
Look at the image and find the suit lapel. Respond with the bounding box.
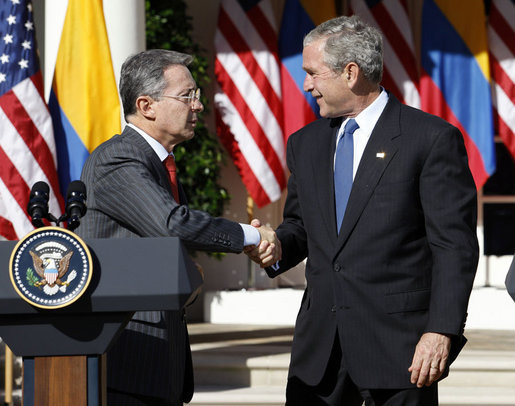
[122,127,179,200]
[312,118,341,237]
[336,96,402,250]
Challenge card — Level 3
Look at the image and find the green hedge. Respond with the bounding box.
[146,0,230,218]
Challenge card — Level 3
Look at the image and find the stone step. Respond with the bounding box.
[189,385,515,406]
[190,324,293,388]
[191,327,515,389]
[192,348,515,390]
[190,386,284,406]
[192,344,290,387]
[189,325,515,405]
[1,326,514,405]
[442,350,515,387]
[439,386,515,406]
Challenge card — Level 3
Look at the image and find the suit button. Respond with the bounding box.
[334,264,341,272]
[331,305,337,312]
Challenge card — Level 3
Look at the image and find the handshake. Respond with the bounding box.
[244,219,282,268]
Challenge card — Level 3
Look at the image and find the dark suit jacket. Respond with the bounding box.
[506,255,515,302]
[267,95,479,389]
[78,126,244,402]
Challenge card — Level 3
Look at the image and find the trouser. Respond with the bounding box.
[107,388,182,406]
[285,334,438,406]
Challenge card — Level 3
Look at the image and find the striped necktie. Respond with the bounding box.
[334,119,359,233]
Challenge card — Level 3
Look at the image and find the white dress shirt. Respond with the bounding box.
[335,89,389,179]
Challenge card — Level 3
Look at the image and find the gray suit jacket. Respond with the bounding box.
[78,126,244,402]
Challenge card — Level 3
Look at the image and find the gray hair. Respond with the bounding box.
[304,15,383,84]
[119,49,194,118]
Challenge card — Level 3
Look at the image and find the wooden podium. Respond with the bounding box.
[0,237,202,405]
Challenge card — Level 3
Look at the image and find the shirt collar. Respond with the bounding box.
[353,88,388,134]
[340,88,389,135]
[127,123,171,161]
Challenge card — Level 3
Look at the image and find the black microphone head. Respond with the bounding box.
[65,180,87,221]
[27,181,50,228]
[30,181,50,197]
[66,180,87,199]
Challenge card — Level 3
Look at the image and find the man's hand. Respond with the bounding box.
[408,332,451,388]
[243,219,282,268]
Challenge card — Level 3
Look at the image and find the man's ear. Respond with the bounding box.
[343,62,359,87]
[135,96,156,119]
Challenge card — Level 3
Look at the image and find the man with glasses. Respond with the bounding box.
[78,49,280,405]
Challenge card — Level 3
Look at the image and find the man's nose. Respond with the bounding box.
[303,74,313,92]
[192,99,204,112]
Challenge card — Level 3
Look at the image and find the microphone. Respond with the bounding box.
[65,181,87,231]
[27,181,50,228]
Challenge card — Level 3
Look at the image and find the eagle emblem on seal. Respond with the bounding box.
[29,250,76,296]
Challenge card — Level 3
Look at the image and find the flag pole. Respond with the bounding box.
[4,345,13,406]
[247,195,256,289]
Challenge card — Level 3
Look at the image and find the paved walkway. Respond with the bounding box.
[189,324,515,406]
[189,323,515,352]
[2,325,514,406]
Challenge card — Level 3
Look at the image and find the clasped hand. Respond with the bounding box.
[244,219,282,268]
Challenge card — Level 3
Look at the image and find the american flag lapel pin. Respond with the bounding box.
[376,152,385,159]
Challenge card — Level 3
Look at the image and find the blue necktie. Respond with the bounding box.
[334,119,359,233]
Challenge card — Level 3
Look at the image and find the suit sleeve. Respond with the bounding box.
[419,125,479,336]
[265,134,308,278]
[82,142,244,253]
[506,256,515,302]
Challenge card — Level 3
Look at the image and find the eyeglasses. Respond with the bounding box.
[160,88,201,105]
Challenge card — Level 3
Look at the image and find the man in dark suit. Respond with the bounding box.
[249,15,478,405]
[78,49,279,405]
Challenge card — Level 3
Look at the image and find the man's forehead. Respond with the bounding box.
[304,38,326,53]
[302,42,327,71]
[164,65,196,87]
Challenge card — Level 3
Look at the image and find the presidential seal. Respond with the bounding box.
[9,226,92,309]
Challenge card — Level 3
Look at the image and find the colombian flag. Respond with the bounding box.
[49,0,121,194]
[420,0,495,188]
[279,0,337,140]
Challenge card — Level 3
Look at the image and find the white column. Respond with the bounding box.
[43,0,146,104]
[103,0,146,91]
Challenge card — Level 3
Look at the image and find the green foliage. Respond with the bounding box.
[26,268,39,287]
[146,0,229,256]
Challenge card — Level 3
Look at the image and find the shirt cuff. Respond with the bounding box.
[240,223,261,246]
[270,262,280,271]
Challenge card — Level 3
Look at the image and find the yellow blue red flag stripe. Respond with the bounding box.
[420,0,495,188]
[49,0,121,194]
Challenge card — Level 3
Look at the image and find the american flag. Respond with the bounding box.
[488,0,515,160]
[0,0,62,240]
[214,0,286,208]
[349,0,421,108]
